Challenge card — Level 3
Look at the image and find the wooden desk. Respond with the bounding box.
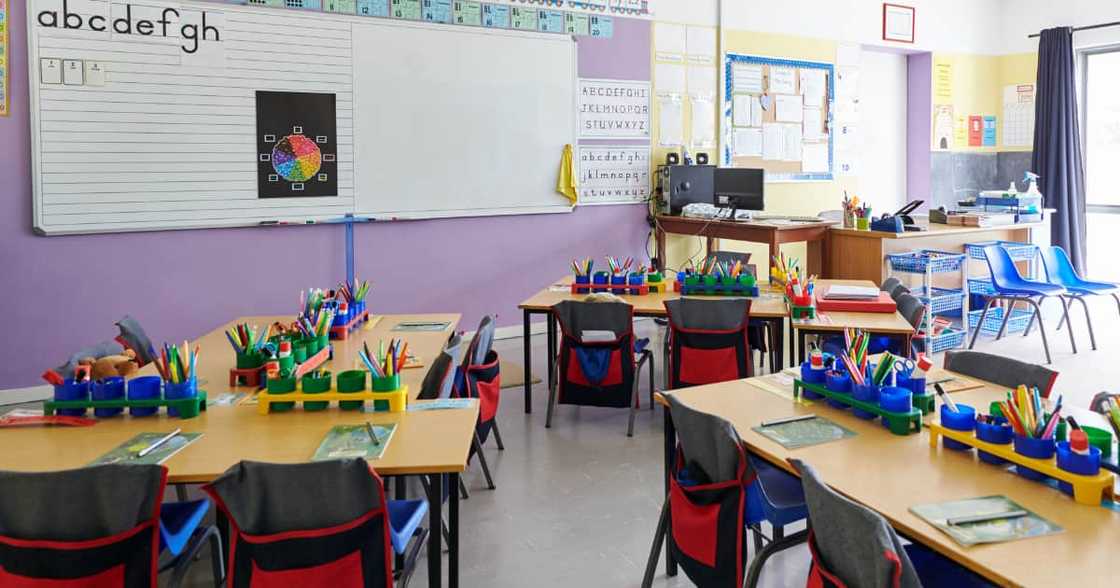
[654,215,835,278]
[827,222,1041,283]
[656,375,1120,587]
[790,304,915,364]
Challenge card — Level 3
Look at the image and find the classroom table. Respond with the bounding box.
[790,307,915,365]
[653,215,835,278]
[4,313,470,588]
[653,372,1120,587]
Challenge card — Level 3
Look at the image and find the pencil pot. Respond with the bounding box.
[975,418,1014,465]
[91,377,125,418]
[333,307,350,327]
[825,371,852,410]
[939,404,977,451]
[1084,426,1113,458]
[301,372,332,411]
[164,377,199,418]
[628,272,644,295]
[277,354,296,376]
[879,387,911,414]
[337,370,367,411]
[1056,442,1102,496]
[740,273,756,288]
[684,274,700,288]
[266,375,297,412]
[372,374,401,412]
[354,300,366,316]
[127,376,163,417]
[575,274,591,294]
[236,350,265,370]
[54,379,90,416]
[1012,435,1056,482]
[610,274,626,287]
[592,271,610,286]
[851,382,880,419]
[292,340,309,364]
[316,334,330,355]
[799,362,826,399]
[647,272,663,283]
[856,217,870,231]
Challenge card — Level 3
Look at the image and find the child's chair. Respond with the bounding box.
[416,334,464,401]
[203,459,419,588]
[453,315,503,490]
[0,464,222,588]
[1041,245,1120,351]
[641,393,807,588]
[663,297,754,388]
[546,300,654,436]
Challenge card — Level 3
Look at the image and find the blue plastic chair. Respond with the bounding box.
[158,499,224,587]
[745,455,808,555]
[1041,245,1120,352]
[387,498,429,587]
[969,245,1075,364]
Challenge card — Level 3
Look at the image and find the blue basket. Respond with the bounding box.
[967,278,997,296]
[886,250,966,274]
[928,328,966,353]
[965,240,1037,261]
[910,287,966,314]
[967,307,1033,335]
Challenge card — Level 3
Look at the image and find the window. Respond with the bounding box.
[1080,48,1120,279]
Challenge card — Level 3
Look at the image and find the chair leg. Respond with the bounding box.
[1112,293,1120,317]
[1023,298,1040,336]
[1025,298,1053,364]
[165,525,223,588]
[968,297,996,349]
[628,375,639,437]
[744,529,809,588]
[175,484,189,502]
[491,419,506,451]
[458,476,470,500]
[399,528,429,588]
[648,351,656,410]
[473,432,496,490]
[641,498,670,588]
[545,356,559,428]
[1058,296,1078,354]
[995,298,1015,341]
[1073,296,1098,350]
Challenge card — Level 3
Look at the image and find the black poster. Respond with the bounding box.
[255,91,338,199]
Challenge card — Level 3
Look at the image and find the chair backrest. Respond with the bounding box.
[983,244,1025,288]
[880,277,902,294]
[889,282,911,301]
[418,334,464,400]
[468,315,497,368]
[664,297,750,331]
[666,393,746,484]
[791,459,921,588]
[895,292,926,331]
[1040,246,1081,285]
[0,464,167,585]
[664,298,753,387]
[710,250,751,266]
[943,350,1059,397]
[203,460,392,587]
[553,300,634,342]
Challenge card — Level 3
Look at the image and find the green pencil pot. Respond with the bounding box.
[316,334,330,355]
[703,275,718,287]
[856,218,870,230]
[236,351,264,370]
[301,372,332,411]
[277,355,295,375]
[647,272,663,283]
[337,370,367,411]
[684,275,700,287]
[721,277,737,289]
[740,274,756,288]
[372,374,401,411]
[1084,426,1113,457]
[292,341,308,364]
[266,376,297,412]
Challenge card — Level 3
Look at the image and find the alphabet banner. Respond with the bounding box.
[577,145,650,204]
[0,0,7,117]
[578,78,651,139]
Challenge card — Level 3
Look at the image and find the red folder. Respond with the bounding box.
[815,290,897,313]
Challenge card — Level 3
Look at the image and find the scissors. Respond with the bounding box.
[891,357,916,380]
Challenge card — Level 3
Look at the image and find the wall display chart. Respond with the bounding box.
[0,0,7,117]
[722,53,834,181]
[27,0,577,234]
[576,77,651,205]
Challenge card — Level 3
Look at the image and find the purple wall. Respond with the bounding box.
[0,3,652,389]
[906,52,932,205]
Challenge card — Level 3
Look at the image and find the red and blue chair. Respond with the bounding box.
[663,297,754,387]
[453,315,503,491]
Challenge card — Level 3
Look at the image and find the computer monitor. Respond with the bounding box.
[714,168,764,214]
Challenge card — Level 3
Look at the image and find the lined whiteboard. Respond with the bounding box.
[27,0,575,235]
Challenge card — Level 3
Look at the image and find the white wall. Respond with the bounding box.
[858,49,909,211]
[1001,0,1120,53]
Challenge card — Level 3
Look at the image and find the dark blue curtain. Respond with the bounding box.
[1032,27,1088,273]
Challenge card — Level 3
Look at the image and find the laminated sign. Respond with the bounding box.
[578,79,651,139]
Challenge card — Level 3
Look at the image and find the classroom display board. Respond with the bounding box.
[26,0,576,234]
[722,53,834,181]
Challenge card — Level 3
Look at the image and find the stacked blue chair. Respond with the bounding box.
[1040,245,1120,352]
[969,245,1076,364]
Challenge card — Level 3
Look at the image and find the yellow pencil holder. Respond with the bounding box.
[856,218,870,231]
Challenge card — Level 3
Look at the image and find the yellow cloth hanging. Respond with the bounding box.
[556,144,578,205]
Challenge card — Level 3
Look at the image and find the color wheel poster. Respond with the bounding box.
[255,91,338,198]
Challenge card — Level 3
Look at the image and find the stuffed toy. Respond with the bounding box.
[78,349,140,380]
[42,316,157,385]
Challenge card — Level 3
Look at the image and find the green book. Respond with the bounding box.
[312,424,397,461]
[90,432,203,466]
[910,496,1063,546]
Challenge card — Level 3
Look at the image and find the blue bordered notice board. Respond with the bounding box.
[723,53,834,181]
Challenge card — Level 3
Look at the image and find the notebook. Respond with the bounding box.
[821,285,881,300]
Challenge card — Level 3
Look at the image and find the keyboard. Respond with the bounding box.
[752,213,825,222]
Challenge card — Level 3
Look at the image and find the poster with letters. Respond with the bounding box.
[579,79,651,139]
[578,146,650,204]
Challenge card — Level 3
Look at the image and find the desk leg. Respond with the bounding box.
[797,329,809,365]
[787,319,795,368]
[427,474,443,588]
[546,314,557,402]
[705,236,716,259]
[768,318,782,374]
[663,405,677,577]
[448,473,460,588]
[523,310,532,414]
[656,225,667,272]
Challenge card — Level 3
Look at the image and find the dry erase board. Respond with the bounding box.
[722,53,834,182]
[26,0,575,235]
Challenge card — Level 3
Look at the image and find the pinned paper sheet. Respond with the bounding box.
[733,95,753,127]
[654,22,685,62]
[762,124,783,160]
[658,95,684,147]
[803,107,822,139]
[775,94,803,123]
[836,66,860,99]
[783,125,803,161]
[655,63,686,95]
[769,67,796,94]
[734,128,763,157]
[687,66,716,97]
[802,142,829,173]
[685,26,716,63]
[733,63,763,94]
[690,96,716,147]
[799,69,827,104]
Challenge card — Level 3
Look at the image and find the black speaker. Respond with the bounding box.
[666,152,680,165]
[696,152,709,165]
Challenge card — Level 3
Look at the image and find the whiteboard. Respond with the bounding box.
[26,0,575,235]
[351,20,576,218]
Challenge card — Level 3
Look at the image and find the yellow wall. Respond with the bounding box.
[998,52,1038,153]
[930,51,1037,152]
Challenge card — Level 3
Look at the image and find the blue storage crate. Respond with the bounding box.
[965,240,1037,262]
[928,328,967,353]
[967,307,1034,336]
[968,278,997,296]
[886,250,966,274]
[910,287,966,314]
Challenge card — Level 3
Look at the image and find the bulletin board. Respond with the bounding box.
[722,53,834,181]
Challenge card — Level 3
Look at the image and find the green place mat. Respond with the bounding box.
[90,432,203,465]
[312,424,397,461]
[752,416,855,449]
[910,495,1063,546]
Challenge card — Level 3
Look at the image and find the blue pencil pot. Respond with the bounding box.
[127,376,163,417]
[1056,442,1102,496]
[800,362,827,399]
[165,377,198,417]
[825,371,852,409]
[897,374,926,396]
[333,307,350,327]
[593,271,610,285]
[54,378,90,416]
[610,274,626,288]
[939,404,977,451]
[575,274,591,294]
[91,377,125,417]
[353,300,366,317]
[975,418,1014,465]
[1013,435,1056,482]
[628,272,645,295]
[851,382,880,419]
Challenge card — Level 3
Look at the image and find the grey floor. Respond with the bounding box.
[170,296,1116,587]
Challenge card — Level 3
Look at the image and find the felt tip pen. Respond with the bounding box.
[365,422,381,446]
[138,428,181,458]
[935,383,959,413]
[760,414,816,428]
[946,510,1028,526]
